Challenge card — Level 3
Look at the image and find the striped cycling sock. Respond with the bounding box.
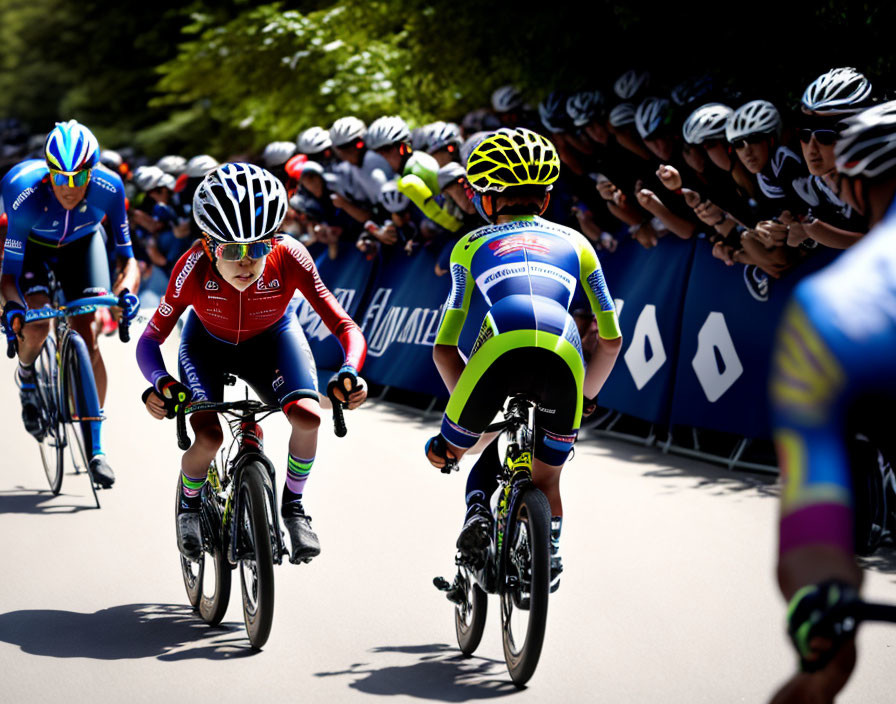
[180,471,206,511]
[284,453,314,501]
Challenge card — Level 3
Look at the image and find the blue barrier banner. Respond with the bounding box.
[598,234,696,424]
[669,243,840,438]
[296,241,375,372]
[359,246,451,396]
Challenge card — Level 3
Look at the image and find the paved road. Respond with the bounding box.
[1,332,895,703]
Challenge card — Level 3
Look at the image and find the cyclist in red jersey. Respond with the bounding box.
[137,163,367,563]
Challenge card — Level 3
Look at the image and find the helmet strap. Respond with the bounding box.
[471,192,495,224]
[538,191,551,216]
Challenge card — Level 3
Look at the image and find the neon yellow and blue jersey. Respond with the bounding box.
[398,151,462,232]
[435,215,621,354]
[771,197,896,557]
[1,159,133,279]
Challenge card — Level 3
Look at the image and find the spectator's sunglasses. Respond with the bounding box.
[798,128,838,146]
[730,134,768,150]
[49,167,91,188]
[213,239,274,261]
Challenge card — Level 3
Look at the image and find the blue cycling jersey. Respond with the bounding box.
[1,159,134,278]
[771,196,896,556]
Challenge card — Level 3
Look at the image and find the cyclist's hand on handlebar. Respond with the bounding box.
[787,579,860,673]
[142,386,169,420]
[3,301,25,356]
[156,376,193,418]
[328,366,367,409]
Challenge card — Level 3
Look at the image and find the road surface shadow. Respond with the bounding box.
[859,545,896,577]
[0,487,96,514]
[0,603,255,660]
[315,643,518,700]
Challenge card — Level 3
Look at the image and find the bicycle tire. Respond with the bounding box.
[34,336,64,494]
[238,462,276,649]
[454,566,488,655]
[178,481,232,625]
[59,332,99,507]
[500,486,551,687]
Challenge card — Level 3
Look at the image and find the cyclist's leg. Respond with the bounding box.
[238,308,321,561]
[177,313,226,500]
[61,231,111,405]
[15,250,53,434]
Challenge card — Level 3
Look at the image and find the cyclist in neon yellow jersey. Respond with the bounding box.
[366,115,464,234]
[425,127,623,588]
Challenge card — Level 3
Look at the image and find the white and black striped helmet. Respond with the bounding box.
[378,179,410,213]
[567,90,607,127]
[193,162,287,243]
[682,103,733,145]
[491,85,523,113]
[635,97,672,139]
[608,102,636,128]
[726,100,782,143]
[834,100,896,179]
[366,116,411,150]
[427,121,462,153]
[802,67,873,117]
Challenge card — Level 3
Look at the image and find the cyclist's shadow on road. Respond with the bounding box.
[316,644,519,700]
[0,603,255,660]
[0,487,96,514]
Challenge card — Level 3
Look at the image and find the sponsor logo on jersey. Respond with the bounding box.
[158,297,174,317]
[91,175,118,195]
[470,317,495,356]
[272,374,285,391]
[205,280,219,291]
[256,277,280,291]
[489,234,550,257]
[174,250,203,297]
[11,186,36,211]
[4,239,23,251]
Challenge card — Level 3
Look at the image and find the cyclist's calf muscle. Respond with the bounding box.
[183,410,224,477]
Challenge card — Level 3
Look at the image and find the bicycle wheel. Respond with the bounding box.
[59,332,100,507]
[237,462,275,649]
[34,336,64,494]
[454,566,488,655]
[500,486,551,687]
[179,481,232,625]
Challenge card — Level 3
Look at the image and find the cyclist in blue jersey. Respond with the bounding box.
[769,101,896,703]
[0,120,138,487]
[424,128,623,589]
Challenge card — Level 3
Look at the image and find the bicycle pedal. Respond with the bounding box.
[433,576,451,591]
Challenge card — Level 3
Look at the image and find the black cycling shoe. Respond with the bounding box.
[282,501,320,564]
[176,510,202,561]
[88,455,115,488]
[19,384,45,440]
[456,506,493,569]
[550,555,563,594]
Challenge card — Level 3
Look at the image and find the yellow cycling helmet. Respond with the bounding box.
[466,127,560,193]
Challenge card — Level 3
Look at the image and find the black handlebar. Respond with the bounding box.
[176,404,190,450]
[327,369,359,439]
[6,338,16,359]
[117,290,131,344]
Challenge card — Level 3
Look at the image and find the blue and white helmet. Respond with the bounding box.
[635,97,671,139]
[44,120,99,172]
[193,162,288,243]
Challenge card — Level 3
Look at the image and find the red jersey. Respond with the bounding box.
[143,235,366,370]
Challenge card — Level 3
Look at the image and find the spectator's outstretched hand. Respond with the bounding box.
[681,188,701,208]
[656,164,682,191]
[695,200,723,226]
[712,241,736,266]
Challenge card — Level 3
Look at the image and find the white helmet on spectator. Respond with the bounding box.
[567,90,606,128]
[802,67,873,117]
[378,179,410,213]
[262,141,297,168]
[460,131,491,166]
[635,97,672,139]
[329,116,367,148]
[185,154,219,178]
[193,162,288,242]
[99,149,123,171]
[297,126,333,155]
[461,108,501,135]
[437,161,466,191]
[428,122,462,153]
[671,75,714,108]
[411,122,440,151]
[613,70,650,100]
[156,154,187,176]
[608,102,637,128]
[834,100,896,179]
[367,116,411,150]
[491,85,523,113]
[726,100,782,142]
[134,165,173,191]
[682,103,733,145]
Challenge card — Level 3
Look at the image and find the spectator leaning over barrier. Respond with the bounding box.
[328,115,394,223]
[785,67,875,250]
[434,161,480,276]
[367,115,463,234]
[156,154,187,179]
[289,160,358,259]
[262,140,298,187]
[768,100,896,704]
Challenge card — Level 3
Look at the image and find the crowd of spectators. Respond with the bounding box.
[0,66,886,310]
